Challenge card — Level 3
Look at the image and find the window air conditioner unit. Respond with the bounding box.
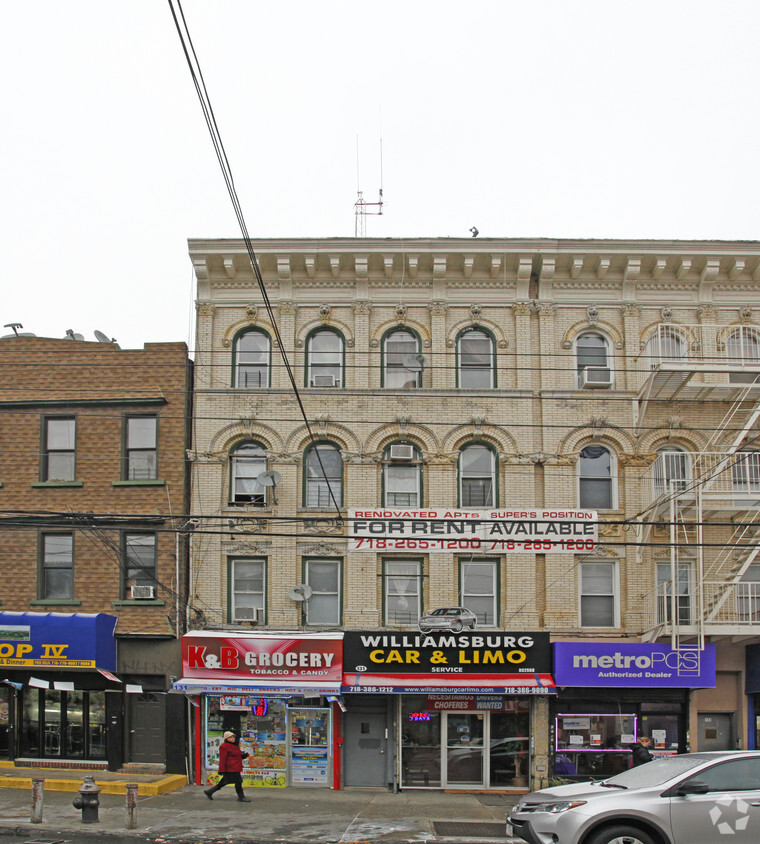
[311,375,339,387]
[234,606,260,623]
[131,585,155,600]
[580,367,612,388]
[389,444,415,461]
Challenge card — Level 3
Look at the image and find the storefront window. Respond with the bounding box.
[446,713,484,785]
[0,686,10,757]
[490,703,530,787]
[20,688,105,760]
[89,692,106,757]
[401,695,442,787]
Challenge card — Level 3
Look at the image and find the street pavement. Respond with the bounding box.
[0,779,522,844]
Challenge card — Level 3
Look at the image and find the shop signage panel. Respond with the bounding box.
[553,642,717,687]
[0,611,116,670]
[180,631,343,684]
[348,508,597,553]
[342,630,555,693]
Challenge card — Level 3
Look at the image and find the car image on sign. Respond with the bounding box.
[507,751,760,844]
[418,607,477,633]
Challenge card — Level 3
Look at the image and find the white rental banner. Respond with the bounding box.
[348,508,597,553]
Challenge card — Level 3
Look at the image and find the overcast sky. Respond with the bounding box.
[2,1,759,351]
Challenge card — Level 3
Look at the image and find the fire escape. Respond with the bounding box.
[635,323,760,672]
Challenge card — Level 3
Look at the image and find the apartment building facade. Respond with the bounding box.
[184,237,760,791]
[0,335,192,773]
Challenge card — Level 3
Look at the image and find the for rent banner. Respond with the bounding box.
[348,508,597,553]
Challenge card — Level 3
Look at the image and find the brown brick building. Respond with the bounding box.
[0,334,192,772]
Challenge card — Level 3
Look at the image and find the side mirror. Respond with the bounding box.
[675,780,709,796]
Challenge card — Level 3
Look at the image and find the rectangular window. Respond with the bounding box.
[460,560,497,626]
[384,559,421,626]
[124,533,157,596]
[304,559,341,626]
[41,534,74,599]
[580,561,617,627]
[43,417,76,481]
[125,416,157,480]
[656,563,693,625]
[230,558,265,623]
[385,463,420,507]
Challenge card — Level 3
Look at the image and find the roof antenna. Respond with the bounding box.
[354,135,384,237]
[3,323,23,337]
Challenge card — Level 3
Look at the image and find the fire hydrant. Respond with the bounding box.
[72,775,100,823]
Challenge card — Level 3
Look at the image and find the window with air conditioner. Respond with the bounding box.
[384,445,421,506]
[230,558,265,624]
[124,533,156,599]
[307,328,343,387]
[230,441,267,505]
[130,585,155,600]
[234,328,271,388]
[576,332,612,389]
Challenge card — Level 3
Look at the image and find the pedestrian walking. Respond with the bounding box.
[632,735,654,766]
[204,731,251,802]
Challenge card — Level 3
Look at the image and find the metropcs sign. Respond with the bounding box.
[348,508,597,553]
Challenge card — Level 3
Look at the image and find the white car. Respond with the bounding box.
[418,606,477,633]
[508,751,760,844]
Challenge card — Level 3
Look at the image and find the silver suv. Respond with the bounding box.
[508,751,760,844]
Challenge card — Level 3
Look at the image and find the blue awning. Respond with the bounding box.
[0,611,117,672]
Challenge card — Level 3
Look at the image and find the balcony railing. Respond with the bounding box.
[703,581,760,626]
[646,451,760,505]
[641,324,760,373]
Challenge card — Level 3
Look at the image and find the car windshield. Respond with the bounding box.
[599,754,708,788]
[431,608,459,616]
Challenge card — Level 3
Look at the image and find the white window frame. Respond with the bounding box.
[384,446,421,507]
[575,331,612,388]
[230,442,267,505]
[230,557,266,623]
[304,558,341,626]
[383,329,421,389]
[125,416,157,481]
[579,560,618,628]
[235,329,270,388]
[460,559,498,626]
[653,447,690,498]
[307,329,343,387]
[305,443,343,508]
[645,325,688,369]
[726,327,760,383]
[384,559,422,626]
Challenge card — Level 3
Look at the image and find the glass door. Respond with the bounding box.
[445,712,485,786]
[66,691,84,757]
[0,686,11,757]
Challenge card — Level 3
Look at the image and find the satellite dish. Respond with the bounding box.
[256,470,282,487]
[403,353,426,372]
[94,330,116,343]
[288,584,313,602]
[64,329,84,341]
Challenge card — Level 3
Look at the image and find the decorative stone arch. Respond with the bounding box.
[557,427,635,463]
[639,430,702,458]
[222,317,277,349]
[638,319,698,355]
[446,318,507,350]
[561,319,622,351]
[365,422,440,459]
[714,320,760,352]
[296,319,354,349]
[371,319,431,349]
[443,425,518,458]
[286,422,361,456]
[209,421,284,456]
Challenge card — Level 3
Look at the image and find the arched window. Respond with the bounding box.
[459,444,496,507]
[644,325,687,369]
[578,445,615,509]
[383,443,422,507]
[307,328,343,387]
[653,447,690,498]
[234,329,270,388]
[457,328,495,388]
[304,442,343,507]
[230,442,267,505]
[383,328,421,389]
[726,327,760,384]
[576,332,612,388]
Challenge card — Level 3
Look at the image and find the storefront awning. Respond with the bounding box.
[172,678,342,696]
[342,672,556,694]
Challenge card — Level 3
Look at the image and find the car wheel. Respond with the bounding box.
[450,621,463,632]
[586,825,656,844]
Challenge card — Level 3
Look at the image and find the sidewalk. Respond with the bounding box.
[0,780,522,844]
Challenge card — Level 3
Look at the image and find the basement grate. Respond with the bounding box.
[433,821,506,838]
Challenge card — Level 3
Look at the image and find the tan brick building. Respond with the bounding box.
[0,335,192,772]
[187,237,760,790]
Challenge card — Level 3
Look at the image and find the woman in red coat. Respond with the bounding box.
[204,731,251,802]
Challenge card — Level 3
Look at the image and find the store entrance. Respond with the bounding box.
[20,688,106,760]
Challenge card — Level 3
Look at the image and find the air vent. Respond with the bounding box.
[130,585,155,600]
[580,366,612,388]
[311,375,339,387]
[389,444,415,461]
[234,606,260,622]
